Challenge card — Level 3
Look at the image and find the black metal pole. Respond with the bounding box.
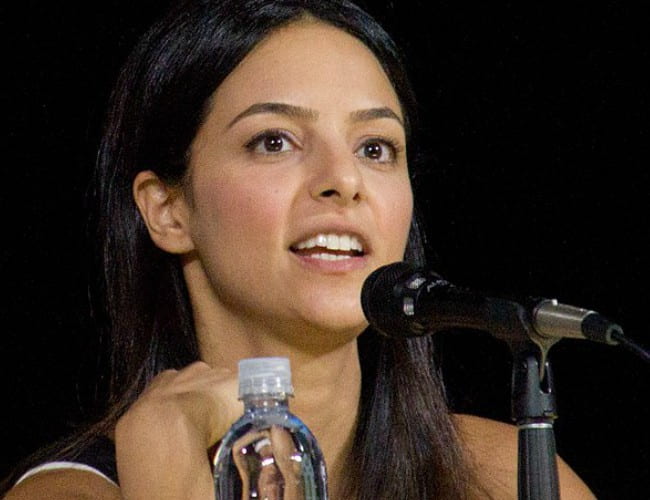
[511,349,559,500]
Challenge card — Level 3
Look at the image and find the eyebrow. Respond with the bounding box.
[227,102,404,129]
[349,107,404,126]
[227,102,319,129]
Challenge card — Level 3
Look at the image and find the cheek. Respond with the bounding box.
[190,175,286,252]
[377,178,414,255]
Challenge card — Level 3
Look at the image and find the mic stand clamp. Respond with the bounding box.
[512,346,559,500]
[487,298,561,500]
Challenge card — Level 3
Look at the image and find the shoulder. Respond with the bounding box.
[4,468,120,500]
[4,435,120,500]
[453,414,596,500]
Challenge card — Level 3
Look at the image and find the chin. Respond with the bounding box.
[304,314,368,344]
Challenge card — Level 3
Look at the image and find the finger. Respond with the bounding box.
[269,426,303,479]
[233,430,271,455]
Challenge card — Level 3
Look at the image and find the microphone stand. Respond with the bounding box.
[487,298,561,500]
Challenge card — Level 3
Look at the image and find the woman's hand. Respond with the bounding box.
[231,427,304,500]
[115,361,240,500]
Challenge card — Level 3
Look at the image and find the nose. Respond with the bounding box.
[308,144,363,206]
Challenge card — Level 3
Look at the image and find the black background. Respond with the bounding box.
[2,1,648,498]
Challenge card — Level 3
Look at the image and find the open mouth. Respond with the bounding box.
[290,233,365,260]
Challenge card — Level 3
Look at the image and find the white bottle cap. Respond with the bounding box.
[238,357,293,398]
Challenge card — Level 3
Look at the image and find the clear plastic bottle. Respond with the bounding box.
[213,357,329,500]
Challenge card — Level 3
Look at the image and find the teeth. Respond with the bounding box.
[294,233,364,253]
[315,234,328,247]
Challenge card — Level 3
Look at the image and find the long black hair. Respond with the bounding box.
[3,1,477,497]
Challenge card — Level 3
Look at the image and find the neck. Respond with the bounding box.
[288,346,361,497]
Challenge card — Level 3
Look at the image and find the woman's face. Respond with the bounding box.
[183,20,413,347]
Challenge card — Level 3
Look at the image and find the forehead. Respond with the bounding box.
[207,20,403,123]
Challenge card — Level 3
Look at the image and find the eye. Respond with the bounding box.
[245,130,295,154]
[355,138,402,163]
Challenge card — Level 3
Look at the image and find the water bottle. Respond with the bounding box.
[213,357,329,499]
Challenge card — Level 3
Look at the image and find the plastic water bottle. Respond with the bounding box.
[213,357,329,499]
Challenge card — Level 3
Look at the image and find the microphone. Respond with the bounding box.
[361,262,623,346]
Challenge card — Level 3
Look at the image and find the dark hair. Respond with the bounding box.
[4,1,477,497]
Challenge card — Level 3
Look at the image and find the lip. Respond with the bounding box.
[290,250,369,272]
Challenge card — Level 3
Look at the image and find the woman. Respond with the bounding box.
[4,0,593,498]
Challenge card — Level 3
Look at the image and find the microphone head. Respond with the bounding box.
[361,261,436,338]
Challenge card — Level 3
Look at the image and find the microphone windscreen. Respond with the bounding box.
[361,261,418,338]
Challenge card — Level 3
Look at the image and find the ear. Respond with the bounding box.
[133,170,195,254]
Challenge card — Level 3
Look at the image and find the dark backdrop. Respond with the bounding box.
[2,2,648,498]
